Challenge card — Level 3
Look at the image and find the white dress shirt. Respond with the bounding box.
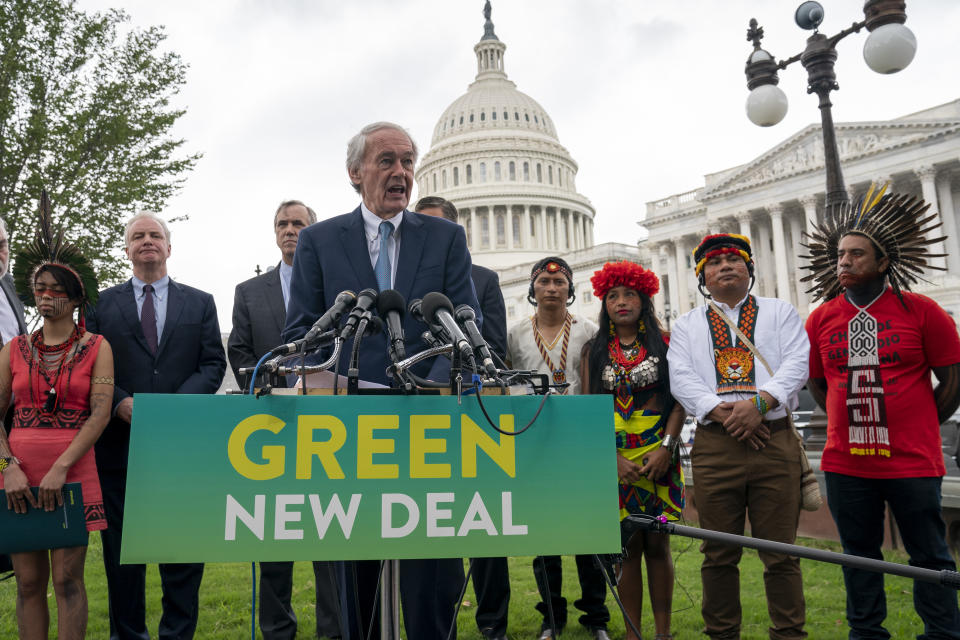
[278,261,293,310]
[667,294,810,422]
[0,291,21,345]
[361,203,403,290]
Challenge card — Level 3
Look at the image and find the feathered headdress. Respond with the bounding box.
[800,182,947,302]
[12,190,99,317]
[590,260,660,299]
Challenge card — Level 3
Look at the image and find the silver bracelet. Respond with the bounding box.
[661,434,679,454]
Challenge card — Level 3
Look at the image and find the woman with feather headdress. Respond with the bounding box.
[0,192,114,639]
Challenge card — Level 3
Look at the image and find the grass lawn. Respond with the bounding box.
[0,531,947,638]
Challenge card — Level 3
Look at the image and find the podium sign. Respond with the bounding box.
[121,394,620,563]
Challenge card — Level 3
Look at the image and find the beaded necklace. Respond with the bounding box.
[532,312,572,386]
[30,324,82,413]
[607,335,649,420]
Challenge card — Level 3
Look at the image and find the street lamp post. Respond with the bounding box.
[743,0,917,212]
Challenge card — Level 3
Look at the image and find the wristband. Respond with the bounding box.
[750,394,769,415]
[660,434,679,454]
[0,456,21,473]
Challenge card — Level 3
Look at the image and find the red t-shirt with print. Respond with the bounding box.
[806,289,960,478]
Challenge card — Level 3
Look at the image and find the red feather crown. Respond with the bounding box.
[590,261,660,299]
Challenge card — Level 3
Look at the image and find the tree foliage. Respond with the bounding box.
[0,0,199,284]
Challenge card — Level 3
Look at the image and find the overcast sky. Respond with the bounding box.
[76,0,960,330]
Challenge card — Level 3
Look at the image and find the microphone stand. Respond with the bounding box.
[626,514,960,589]
[346,316,371,396]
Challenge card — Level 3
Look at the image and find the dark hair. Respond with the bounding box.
[527,256,575,306]
[34,264,85,303]
[414,196,458,222]
[585,290,673,415]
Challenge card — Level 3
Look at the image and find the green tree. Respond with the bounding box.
[0,0,199,284]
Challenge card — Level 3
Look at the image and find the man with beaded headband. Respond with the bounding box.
[803,184,960,639]
[668,233,810,640]
[581,260,684,640]
[506,256,611,640]
[0,191,115,639]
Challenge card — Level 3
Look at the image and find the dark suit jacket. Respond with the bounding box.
[471,264,506,360]
[227,265,285,383]
[283,207,480,385]
[86,278,226,470]
[0,272,28,338]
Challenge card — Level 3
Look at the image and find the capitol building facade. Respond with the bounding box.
[414,5,960,331]
[640,99,960,325]
[415,8,638,326]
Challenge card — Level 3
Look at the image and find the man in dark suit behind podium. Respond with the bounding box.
[283,122,481,640]
[227,200,342,640]
[86,212,226,640]
[414,196,511,640]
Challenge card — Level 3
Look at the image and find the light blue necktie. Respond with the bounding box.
[374,220,393,291]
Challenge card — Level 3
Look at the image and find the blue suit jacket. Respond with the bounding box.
[86,278,226,470]
[471,264,506,360]
[283,207,481,385]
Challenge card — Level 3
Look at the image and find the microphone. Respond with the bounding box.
[377,289,407,361]
[410,297,450,343]
[268,290,356,356]
[340,289,378,339]
[420,292,476,366]
[455,304,497,378]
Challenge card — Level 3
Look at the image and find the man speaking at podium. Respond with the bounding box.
[283,121,481,640]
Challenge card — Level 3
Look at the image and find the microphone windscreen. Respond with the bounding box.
[421,292,454,321]
[377,289,406,316]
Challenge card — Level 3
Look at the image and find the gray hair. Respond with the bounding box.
[346,122,418,194]
[124,211,172,247]
[0,216,7,240]
[274,200,317,226]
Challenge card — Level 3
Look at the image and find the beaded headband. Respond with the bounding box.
[693,233,753,276]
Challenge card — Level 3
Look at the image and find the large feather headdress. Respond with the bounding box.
[801,182,947,303]
[12,190,99,310]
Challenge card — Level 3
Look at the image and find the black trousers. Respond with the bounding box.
[260,560,342,639]
[100,467,204,640]
[339,558,465,640]
[533,555,610,632]
[470,556,511,638]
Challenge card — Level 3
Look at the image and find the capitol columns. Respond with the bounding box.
[734,210,752,239]
[506,207,514,250]
[564,210,573,251]
[470,209,480,252]
[787,209,808,313]
[538,207,548,250]
[522,205,532,249]
[936,174,960,274]
[664,242,681,324]
[767,203,792,303]
[673,237,692,314]
[916,166,948,271]
[654,244,667,320]
[799,194,818,237]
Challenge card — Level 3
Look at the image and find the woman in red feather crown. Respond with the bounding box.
[581,260,685,640]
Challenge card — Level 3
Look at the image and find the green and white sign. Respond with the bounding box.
[121,394,619,563]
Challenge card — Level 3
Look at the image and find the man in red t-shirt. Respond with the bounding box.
[804,187,960,639]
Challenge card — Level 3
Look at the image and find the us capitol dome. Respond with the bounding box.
[415,3,597,271]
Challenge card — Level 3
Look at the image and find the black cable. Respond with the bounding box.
[593,553,644,640]
[365,560,386,640]
[445,558,476,640]
[473,380,551,435]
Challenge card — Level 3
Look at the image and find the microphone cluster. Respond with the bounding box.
[255,288,504,386]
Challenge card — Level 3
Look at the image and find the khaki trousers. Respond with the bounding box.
[691,426,807,640]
